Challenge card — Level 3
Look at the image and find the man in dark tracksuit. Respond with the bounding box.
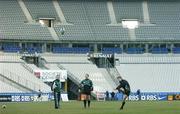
[51,75,61,109]
[116,76,131,110]
[80,74,93,108]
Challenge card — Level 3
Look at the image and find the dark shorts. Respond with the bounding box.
[38,94,41,98]
[124,90,130,96]
[119,88,130,96]
[82,90,91,95]
[82,86,92,95]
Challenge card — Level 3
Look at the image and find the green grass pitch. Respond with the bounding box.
[1,101,180,114]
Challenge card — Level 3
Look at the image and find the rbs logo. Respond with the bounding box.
[143,95,157,101]
[128,95,158,101]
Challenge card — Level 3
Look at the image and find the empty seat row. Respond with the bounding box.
[52,47,90,54]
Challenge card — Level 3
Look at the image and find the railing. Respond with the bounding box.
[57,64,81,85]
[0,73,30,92]
[1,69,40,92]
[39,58,49,69]
[21,62,34,73]
[105,59,120,86]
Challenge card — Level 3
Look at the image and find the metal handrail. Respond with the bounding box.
[57,64,81,84]
[21,62,34,73]
[105,59,120,86]
[1,69,40,92]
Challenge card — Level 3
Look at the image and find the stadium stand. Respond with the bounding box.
[172,47,180,54]
[0,0,180,95]
[148,0,180,26]
[102,48,122,54]
[0,53,23,62]
[42,54,89,63]
[151,48,169,54]
[0,54,51,92]
[52,47,90,54]
[60,63,114,92]
[42,53,116,93]
[0,80,23,93]
[55,0,130,41]
[114,53,180,92]
[0,0,52,40]
[54,0,94,41]
[0,62,51,92]
[113,0,143,21]
[0,0,180,41]
[44,62,115,92]
[2,44,21,53]
[135,26,180,41]
[42,54,117,92]
[136,0,180,40]
[126,48,144,54]
[83,0,110,25]
[116,54,180,64]
[116,64,180,92]
[24,0,59,20]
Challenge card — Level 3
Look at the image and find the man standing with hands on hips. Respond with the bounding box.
[80,74,93,108]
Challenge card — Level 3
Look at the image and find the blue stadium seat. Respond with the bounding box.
[172,48,180,54]
[3,44,21,53]
[126,48,144,54]
[151,48,168,54]
[52,47,90,54]
[102,48,122,54]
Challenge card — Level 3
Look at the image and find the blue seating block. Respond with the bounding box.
[151,48,168,54]
[52,47,90,54]
[126,48,144,54]
[102,48,122,54]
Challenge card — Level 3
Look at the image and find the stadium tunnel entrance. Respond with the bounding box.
[88,53,115,68]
